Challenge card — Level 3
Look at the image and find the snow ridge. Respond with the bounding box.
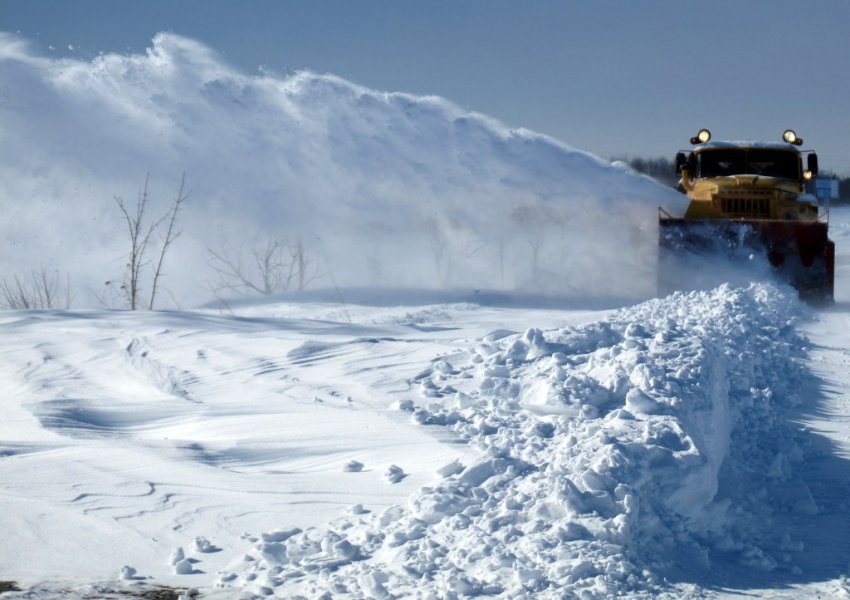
[220,283,810,598]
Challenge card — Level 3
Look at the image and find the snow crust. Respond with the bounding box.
[216,284,814,598]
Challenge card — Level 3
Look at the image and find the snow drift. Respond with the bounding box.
[0,32,684,307]
[222,284,812,598]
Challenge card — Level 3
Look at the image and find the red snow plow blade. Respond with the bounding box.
[659,213,835,302]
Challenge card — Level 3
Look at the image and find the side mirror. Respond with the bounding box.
[807,153,819,177]
[675,152,687,175]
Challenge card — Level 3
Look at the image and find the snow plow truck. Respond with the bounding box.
[659,129,834,301]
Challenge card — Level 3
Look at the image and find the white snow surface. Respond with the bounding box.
[3,206,850,598]
[215,285,812,598]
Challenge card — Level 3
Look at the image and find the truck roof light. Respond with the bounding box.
[783,129,803,145]
[690,129,711,144]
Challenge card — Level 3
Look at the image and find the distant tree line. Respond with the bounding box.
[622,156,850,203]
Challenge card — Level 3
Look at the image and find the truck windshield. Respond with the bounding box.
[696,149,799,179]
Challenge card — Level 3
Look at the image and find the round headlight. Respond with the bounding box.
[690,129,712,145]
[783,129,798,144]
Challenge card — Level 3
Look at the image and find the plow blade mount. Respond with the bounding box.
[659,217,834,302]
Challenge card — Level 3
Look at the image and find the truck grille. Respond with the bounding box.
[716,193,772,218]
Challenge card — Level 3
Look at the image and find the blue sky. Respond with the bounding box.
[3,0,850,174]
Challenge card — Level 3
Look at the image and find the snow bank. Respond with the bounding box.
[220,284,811,597]
[0,32,684,307]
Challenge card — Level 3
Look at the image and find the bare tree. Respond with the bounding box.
[510,203,562,280]
[111,173,188,310]
[208,237,319,297]
[425,218,486,287]
[149,173,189,309]
[0,268,71,310]
[114,174,156,309]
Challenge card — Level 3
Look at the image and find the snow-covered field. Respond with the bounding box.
[2,210,850,599]
[2,32,850,600]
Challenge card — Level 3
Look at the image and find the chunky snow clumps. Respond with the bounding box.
[220,284,811,598]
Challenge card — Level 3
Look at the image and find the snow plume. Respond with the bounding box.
[222,284,810,597]
[0,32,685,307]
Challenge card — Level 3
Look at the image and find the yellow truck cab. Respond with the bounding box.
[659,129,833,301]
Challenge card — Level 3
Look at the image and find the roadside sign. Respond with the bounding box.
[815,178,839,200]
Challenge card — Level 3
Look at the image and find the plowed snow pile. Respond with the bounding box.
[219,284,810,598]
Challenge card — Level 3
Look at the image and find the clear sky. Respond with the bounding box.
[3,0,850,174]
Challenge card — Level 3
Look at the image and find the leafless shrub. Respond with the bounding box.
[148,174,188,309]
[0,268,71,310]
[108,173,189,309]
[510,203,564,279]
[208,238,319,297]
[425,217,486,287]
